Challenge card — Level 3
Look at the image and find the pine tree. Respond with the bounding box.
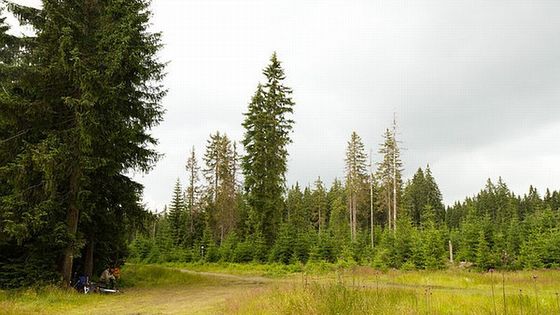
[394,217,415,268]
[403,166,444,227]
[345,131,368,241]
[422,226,446,269]
[270,222,295,264]
[424,165,445,225]
[0,0,165,286]
[403,168,427,226]
[203,132,225,202]
[311,177,328,234]
[327,178,349,254]
[476,230,492,270]
[455,205,481,263]
[0,5,21,73]
[168,179,186,245]
[203,132,238,244]
[184,147,202,247]
[286,184,309,231]
[241,53,295,245]
[376,124,403,231]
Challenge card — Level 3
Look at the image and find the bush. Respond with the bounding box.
[233,241,254,263]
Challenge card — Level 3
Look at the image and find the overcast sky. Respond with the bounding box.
[6,0,560,211]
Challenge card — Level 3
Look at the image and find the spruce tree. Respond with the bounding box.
[0,0,165,286]
[422,226,446,269]
[203,132,226,202]
[311,177,328,234]
[376,126,403,231]
[286,183,309,232]
[403,168,427,226]
[185,147,202,247]
[327,178,349,253]
[203,132,238,244]
[344,131,368,241]
[424,165,445,225]
[168,179,186,245]
[476,230,492,270]
[241,53,295,245]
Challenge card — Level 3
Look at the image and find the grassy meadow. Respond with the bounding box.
[228,268,560,314]
[1,264,560,314]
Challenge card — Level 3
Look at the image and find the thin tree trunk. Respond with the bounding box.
[349,193,353,241]
[393,150,397,231]
[61,166,81,287]
[392,114,398,232]
[387,190,391,230]
[318,206,322,235]
[84,236,94,278]
[189,160,195,236]
[370,178,374,248]
[352,196,356,241]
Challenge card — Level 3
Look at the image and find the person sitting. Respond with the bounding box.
[112,266,121,280]
[99,267,116,288]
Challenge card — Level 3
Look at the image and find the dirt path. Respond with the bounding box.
[74,284,259,315]
[51,268,504,314]
[177,268,271,285]
[58,268,270,315]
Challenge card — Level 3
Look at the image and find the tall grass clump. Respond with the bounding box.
[228,283,420,315]
[160,261,305,278]
[228,272,560,315]
[0,285,104,315]
[119,264,214,287]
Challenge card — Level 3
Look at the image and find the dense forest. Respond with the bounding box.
[0,1,164,288]
[129,55,560,272]
[1,1,559,291]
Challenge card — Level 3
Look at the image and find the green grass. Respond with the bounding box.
[159,261,306,277]
[0,264,214,315]
[228,281,560,314]
[2,264,560,314]
[120,263,216,287]
[228,267,560,315]
[0,285,105,315]
[157,260,371,278]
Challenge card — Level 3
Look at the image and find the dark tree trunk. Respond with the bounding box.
[61,166,81,287]
[84,236,94,278]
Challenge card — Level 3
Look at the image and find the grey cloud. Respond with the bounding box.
[128,0,560,209]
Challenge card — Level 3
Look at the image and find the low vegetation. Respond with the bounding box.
[119,264,216,288]
[0,265,215,315]
[229,268,560,315]
[2,264,560,314]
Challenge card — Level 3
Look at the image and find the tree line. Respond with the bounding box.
[129,54,560,271]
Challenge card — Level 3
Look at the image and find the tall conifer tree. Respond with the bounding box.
[185,147,202,246]
[424,165,445,224]
[344,131,368,241]
[311,177,328,234]
[203,132,238,243]
[1,0,165,286]
[241,53,295,245]
[168,179,185,245]
[376,125,403,231]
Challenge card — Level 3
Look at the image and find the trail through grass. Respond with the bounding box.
[2,264,560,314]
[0,264,262,315]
